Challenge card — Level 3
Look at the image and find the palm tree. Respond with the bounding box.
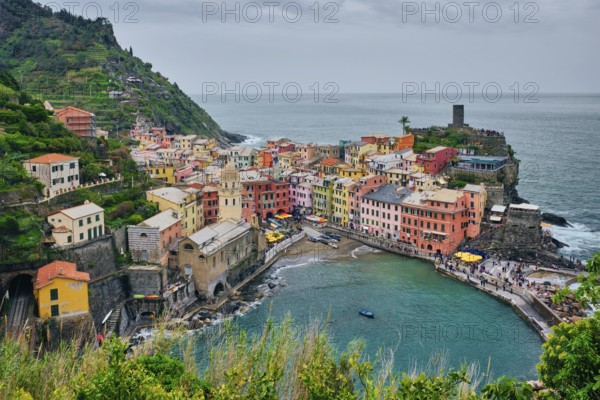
[399,116,410,134]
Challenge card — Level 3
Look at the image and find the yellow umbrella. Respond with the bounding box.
[454,252,468,258]
[461,254,482,263]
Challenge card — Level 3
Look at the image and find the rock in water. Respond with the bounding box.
[542,212,572,227]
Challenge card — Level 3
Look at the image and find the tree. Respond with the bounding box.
[537,313,600,399]
[482,377,534,400]
[399,116,410,134]
[540,251,600,399]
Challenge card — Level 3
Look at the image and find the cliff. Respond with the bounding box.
[0,0,244,144]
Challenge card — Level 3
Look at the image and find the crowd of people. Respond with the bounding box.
[477,129,504,136]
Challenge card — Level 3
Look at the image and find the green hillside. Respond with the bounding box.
[0,0,241,141]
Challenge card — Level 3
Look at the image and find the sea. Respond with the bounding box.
[196,93,600,261]
[190,93,599,380]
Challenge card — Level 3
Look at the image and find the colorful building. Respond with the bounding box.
[311,175,335,218]
[47,201,104,246]
[23,153,80,197]
[348,175,387,229]
[400,189,470,255]
[360,184,411,238]
[243,179,291,220]
[34,261,90,319]
[54,106,96,137]
[416,146,458,175]
[146,163,176,184]
[146,187,201,236]
[202,185,220,225]
[392,133,415,151]
[463,184,487,238]
[128,209,182,265]
[331,177,356,226]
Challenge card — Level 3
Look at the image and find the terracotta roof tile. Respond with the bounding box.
[34,261,90,289]
[25,153,79,164]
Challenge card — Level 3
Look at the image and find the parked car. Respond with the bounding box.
[308,236,319,243]
[323,232,342,241]
[320,234,339,243]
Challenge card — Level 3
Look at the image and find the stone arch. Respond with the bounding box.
[213,281,225,297]
[427,244,433,251]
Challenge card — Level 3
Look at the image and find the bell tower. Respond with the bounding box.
[218,162,242,222]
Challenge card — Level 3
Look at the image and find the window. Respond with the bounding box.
[67,236,72,243]
[79,220,83,227]
[79,233,84,240]
[87,217,91,224]
[183,243,194,251]
[50,288,58,301]
[51,305,59,317]
[96,215,100,221]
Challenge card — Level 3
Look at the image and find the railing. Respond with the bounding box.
[264,231,306,264]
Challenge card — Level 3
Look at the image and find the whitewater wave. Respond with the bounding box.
[350,245,382,259]
[551,222,599,260]
[241,134,263,146]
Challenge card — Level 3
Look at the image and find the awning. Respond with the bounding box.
[490,216,502,222]
[362,225,369,230]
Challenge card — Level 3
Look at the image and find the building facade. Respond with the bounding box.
[23,153,80,197]
[47,201,105,246]
[34,261,90,319]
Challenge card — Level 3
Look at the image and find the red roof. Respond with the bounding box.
[321,158,339,166]
[34,261,90,289]
[25,153,78,164]
[54,106,95,117]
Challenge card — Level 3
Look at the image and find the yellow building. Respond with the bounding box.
[146,163,176,184]
[338,165,366,179]
[331,178,355,226]
[34,261,90,318]
[347,142,377,169]
[47,201,105,246]
[312,175,335,217]
[146,187,201,236]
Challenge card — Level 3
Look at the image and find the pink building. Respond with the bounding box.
[416,146,458,175]
[360,184,412,239]
[289,173,313,211]
[348,175,387,229]
[175,165,195,183]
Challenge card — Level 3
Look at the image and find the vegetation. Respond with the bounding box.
[0,209,44,264]
[541,252,600,399]
[0,0,225,137]
[398,116,410,134]
[413,128,470,154]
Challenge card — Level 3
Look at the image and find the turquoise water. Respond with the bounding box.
[229,248,543,381]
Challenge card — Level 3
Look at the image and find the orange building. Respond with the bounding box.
[463,184,487,238]
[54,106,96,137]
[400,189,470,255]
[393,134,415,151]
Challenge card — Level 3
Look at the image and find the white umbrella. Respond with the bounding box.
[99,172,107,177]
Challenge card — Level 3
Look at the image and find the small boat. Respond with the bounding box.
[358,309,374,319]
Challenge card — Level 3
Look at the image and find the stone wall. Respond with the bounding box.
[128,265,165,296]
[62,236,118,280]
[111,226,128,255]
[88,274,130,326]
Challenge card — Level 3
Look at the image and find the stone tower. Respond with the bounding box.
[451,105,464,128]
[218,162,242,222]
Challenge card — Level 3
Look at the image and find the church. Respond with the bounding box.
[176,163,261,298]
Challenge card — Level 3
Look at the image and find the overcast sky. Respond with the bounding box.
[67,0,600,94]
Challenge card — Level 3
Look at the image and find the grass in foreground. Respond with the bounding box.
[0,314,547,400]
